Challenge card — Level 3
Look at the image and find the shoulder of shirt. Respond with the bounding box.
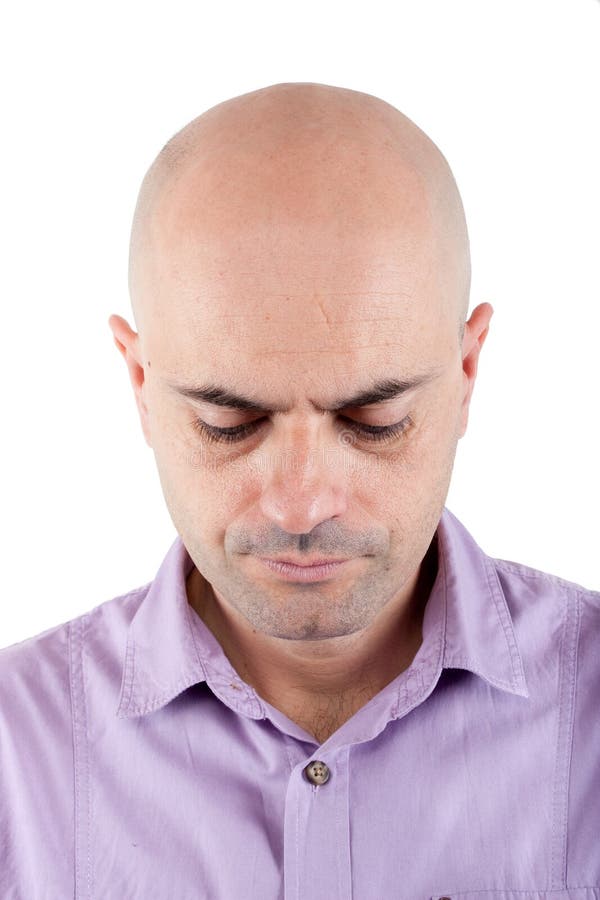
[491,554,600,611]
[0,579,153,676]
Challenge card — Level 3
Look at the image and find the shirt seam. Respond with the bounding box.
[335,748,352,900]
[295,791,300,900]
[442,655,521,692]
[121,674,210,716]
[387,540,448,723]
[494,558,599,599]
[116,628,136,715]
[431,888,600,895]
[183,598,209,683]
[69,614,93,900]
[484,556,527,691]
[550,588,581,889]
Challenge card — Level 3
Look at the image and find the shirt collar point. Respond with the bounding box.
[114,668,208,719]
[512,674,530,699]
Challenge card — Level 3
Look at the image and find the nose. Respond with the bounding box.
[257,425,349,534]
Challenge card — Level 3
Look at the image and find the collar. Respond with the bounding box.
[433,507,528,698]
[115,507,528,720]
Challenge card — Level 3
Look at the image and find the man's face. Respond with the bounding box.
[132,174,468,642]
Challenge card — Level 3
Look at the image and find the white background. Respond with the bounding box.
[1,0,598,648]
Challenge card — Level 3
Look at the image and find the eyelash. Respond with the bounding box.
[191,415,413,445]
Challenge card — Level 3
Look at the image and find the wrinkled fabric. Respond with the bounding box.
[0,507,598,900]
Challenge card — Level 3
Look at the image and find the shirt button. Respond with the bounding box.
[303,760,330,785]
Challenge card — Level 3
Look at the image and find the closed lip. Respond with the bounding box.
[260,556,348,567]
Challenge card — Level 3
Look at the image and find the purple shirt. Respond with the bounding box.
[1,507,599,899]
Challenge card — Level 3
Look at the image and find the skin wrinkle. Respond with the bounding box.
[109,81,493,744]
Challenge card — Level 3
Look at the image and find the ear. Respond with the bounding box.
[108,314,152,447]
[458,302,494,438]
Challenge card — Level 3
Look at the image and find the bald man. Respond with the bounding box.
[1,83,598,899]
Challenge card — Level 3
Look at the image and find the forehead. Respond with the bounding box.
[144,218,450,371]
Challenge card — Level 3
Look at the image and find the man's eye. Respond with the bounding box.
[191,415,412,445]
[339,415,412,442]
[191,419,264,444]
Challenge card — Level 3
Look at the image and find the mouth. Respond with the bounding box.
[258,557,350,583]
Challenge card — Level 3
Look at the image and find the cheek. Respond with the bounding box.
[363,407,458,508]
[170,443,258,534]
[386,409,451,468]
[146,407,221,526]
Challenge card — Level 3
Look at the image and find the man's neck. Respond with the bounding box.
[186,538,437,744]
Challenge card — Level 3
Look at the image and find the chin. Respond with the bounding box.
[266,619,364,642]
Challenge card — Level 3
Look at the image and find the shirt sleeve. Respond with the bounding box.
[0,624,76,898]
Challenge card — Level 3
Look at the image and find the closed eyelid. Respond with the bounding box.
[191,412,413,446]
[199,407,408,429]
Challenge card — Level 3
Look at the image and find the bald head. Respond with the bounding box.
[128,82,470,344]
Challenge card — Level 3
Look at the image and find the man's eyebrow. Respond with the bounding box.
[167,371,440,414]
